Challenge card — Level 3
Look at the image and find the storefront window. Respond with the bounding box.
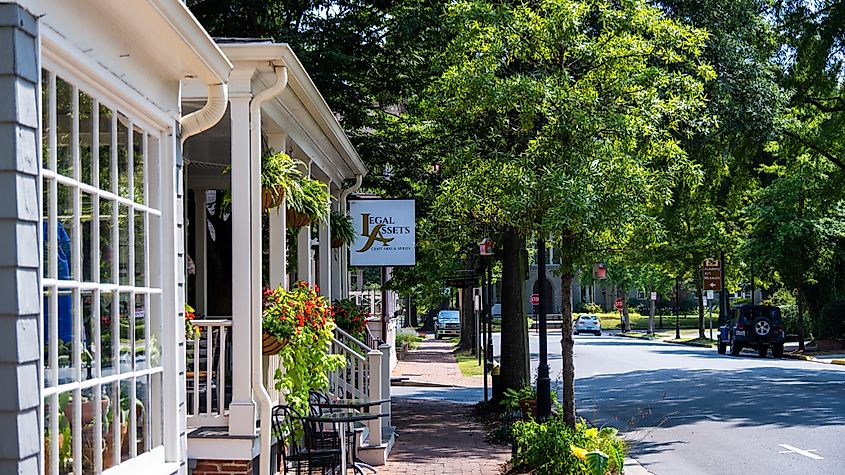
[41,68,164,474]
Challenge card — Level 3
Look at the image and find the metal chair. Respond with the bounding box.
[272,404,341,474]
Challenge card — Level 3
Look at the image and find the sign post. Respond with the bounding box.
[703,259,722,291]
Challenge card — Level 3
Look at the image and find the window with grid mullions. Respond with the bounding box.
[41,68,165,474]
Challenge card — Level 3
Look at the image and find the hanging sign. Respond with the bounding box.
[349,199,416,266]
[479,237,494,256]
[703,258,722,291]
[593,263,607,280]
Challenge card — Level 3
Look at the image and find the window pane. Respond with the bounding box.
[150,372,163,448]
[58,391,74,475]
[43,177,53,279]
[99,199,114,284]
[43,287,54,387]
[81,192,94,282]
[81,289,95,381]
[100,291,115,377]
[44,396,54,474]
[42,69,51,169]
[136,376,150,455]
[99,105,113,193]
[57,287,74,385]
[79,90,94,185]
[134,294,146,370]
[135,212,146,286]
[147,135,159,209]
[133,128,144,205]
[102,382,119,470]
[119,293,131,374]
[119,204,130,286]
[56,77,73,178]
[120,380,133,462]
[80,387,98,472]
[57,182,74,281]
[117,113,130,199]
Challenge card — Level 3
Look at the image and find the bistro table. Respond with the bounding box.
[311,398,390,474]
[305,411,380,474]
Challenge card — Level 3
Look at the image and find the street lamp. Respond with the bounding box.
[536,237,551,422]
[675,278,681,339]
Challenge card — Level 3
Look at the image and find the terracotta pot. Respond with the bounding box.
[519,399,538,421]
[262,332,287,355]
[63,399,109,425]
[331,238,345,248]
[262,186,285,210]
[286,209,312,228]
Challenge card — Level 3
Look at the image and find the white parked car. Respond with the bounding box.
[574,314,601,336]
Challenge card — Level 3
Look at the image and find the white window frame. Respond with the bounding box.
[39,48,173,475]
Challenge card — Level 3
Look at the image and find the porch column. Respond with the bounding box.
[193,189,207,313]
[318,191,331,299]
[296,164,312,285]
[267,133,287,290]
[228,88,256,435]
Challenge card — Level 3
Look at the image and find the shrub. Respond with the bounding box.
[580,303,603,314]
[818,299,845,340]
[395,326,422,349]
[511,417,626,475]
[779,304,814,337]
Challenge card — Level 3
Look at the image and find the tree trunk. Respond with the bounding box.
[696,275,705,339]
[560,268,577,428]
[648,285,656,335]
[797,287,805,352]
[499,227,529,396]
[460,285,475,352]
[410,302,418,327]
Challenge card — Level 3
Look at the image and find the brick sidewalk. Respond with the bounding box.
[379,398,509,475]
[393,337,484,387]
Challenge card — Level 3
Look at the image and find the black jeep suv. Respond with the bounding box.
[718,305,785,358]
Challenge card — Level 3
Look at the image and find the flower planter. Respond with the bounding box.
[262,332,287,355]
[262,186,285,210]
[286,209,312,228]
[63,399,109,425]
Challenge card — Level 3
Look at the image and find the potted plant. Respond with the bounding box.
[331,298,369,341]
[185,304,201,340]
[330,210,355,248]
[262,282,333,355]
[286,176,331,229]
[502,386,538,420]
[260,151,302,210]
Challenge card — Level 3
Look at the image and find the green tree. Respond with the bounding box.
[426,0,714,425]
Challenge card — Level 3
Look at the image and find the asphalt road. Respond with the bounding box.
[395,332,845,474]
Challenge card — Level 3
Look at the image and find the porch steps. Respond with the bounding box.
[357,426,396,466]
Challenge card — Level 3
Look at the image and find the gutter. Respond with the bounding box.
[250,65,288,475]
[338,174,363,296]
[180,83,228,144]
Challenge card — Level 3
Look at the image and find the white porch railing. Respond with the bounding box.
[187,319,232,428]
[330,327,391,445]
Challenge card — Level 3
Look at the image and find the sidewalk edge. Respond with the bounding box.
[624,457,654,475]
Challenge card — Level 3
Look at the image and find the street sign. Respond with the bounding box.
[703,259,722,291]
[650,291,658,301]
[479,237,494,256]
[530,293,540,306]
[614,298,623,310]
[592,263,607,280]
[706,290,715,300]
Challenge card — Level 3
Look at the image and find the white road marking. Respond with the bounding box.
[779,444,824,460]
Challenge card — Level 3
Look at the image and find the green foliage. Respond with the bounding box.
[269,282,345,415]
[287,177,332,226]
[395,327,422,349]
[330,210,356,245]
[501,386,537,413]
[511,418,626,475]
[332,298,369,342]
[261,151,303,209]
[818,299,845,340]
[779,304,813,337]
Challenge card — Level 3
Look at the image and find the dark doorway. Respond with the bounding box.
[532,278,554,315]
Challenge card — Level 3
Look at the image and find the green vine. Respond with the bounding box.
[330,210,356,245]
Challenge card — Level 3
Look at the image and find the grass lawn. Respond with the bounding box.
[674,336,717,347]
[581,312,715,331]
[455,350,485,377]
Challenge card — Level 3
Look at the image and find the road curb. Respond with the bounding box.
[831,359,845,366]
[624,457,654,475]
[615,333,713,348]
[784,353,816,361]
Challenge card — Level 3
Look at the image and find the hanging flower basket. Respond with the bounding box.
[286,208,312,228]
[331,238,345,248]
[262,186,286,210]
[262,331,287,355]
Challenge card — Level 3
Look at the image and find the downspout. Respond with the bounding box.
[339,174,363,297]
[180,83,228,144]
[250,65,288,475]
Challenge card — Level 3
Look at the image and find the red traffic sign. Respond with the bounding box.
[614,298,623,310]
[530,293,540,306]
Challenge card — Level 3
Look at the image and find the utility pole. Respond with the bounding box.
[536,238,551,422]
